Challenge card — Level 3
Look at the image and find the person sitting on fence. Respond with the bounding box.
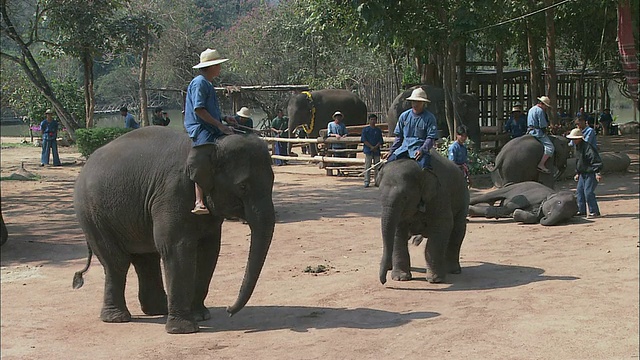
[39,109,62,167]
[327,111,348,157]
[151,107,171,126]
[598,108,613,136]
[448,125,471,187]
[234,107,254,130]
[270,109,289,165]
[383,87,438,170]
[527,96,555,174]
[504,104,528,139]
[361,113,384,188]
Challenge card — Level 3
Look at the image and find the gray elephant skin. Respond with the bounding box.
[386,85,481,150]
[287,89,367,139]
[468,181,578,226]
[73,127,275,334]
[378,152,469,284]
[1,212,7,246]
[488,134,570,188]
[560,151,630,179]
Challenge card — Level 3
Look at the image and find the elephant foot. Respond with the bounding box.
[165,315,199,334]
[141,301,168,316]
[426,273,445,283]
[391,269,412,281]
[100,307,132,323]
[449,265,462,274]
[192,306,211,322]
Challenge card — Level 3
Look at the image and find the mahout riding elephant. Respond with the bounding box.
[287,89,367,155]
[468,181,578,226]
[72,127,275,334]
[1,212,7,246]
[386,85,481,150]
[488,134,570,188]
[377,152,469,284]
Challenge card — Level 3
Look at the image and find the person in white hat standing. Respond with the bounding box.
[327,111,348,155]
[383,87,438,169]
[566,127,602,218]
[527,96,555,174]
[184,48,237,215]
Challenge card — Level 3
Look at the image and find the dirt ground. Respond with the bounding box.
[1,134,638,360]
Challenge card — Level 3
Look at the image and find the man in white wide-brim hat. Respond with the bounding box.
[527,95,555,174]
[566,127,602,218]
[184,48,237,215]
[383,87,438,170]
[234,107,254,129]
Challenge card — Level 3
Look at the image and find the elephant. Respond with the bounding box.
[488,134,570,188]
[386,85,481,150]
[468,181,578,226]
[287,89,367,155]
[1,212,7,246]
[72,127,275,334]
[559,152,631,180]
[377,151,469,284]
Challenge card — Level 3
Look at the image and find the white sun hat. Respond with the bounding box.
[566,127,583,140]
[537,96,552,108]
[193,48,229,69]
[406,88,431,102]
[236,107,252,118]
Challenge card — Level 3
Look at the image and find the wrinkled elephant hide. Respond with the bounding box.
[559,151,631,180]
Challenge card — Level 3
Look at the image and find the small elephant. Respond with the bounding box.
[468,181,578,226]
[73,127,275,334]
[377,152,469,284]
[488,134,570,188]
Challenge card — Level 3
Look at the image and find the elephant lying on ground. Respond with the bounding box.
[468,181,578,226]
[488,134,570,188]
[73,127,275,334]
[377,152,469,284]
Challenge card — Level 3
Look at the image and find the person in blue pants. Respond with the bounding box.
[39,109,62,167]
[566,128,603,218]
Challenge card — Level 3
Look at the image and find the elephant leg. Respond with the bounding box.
[445,215,467,275]
[131,253,168,316]
[391,224,412,281]
[162,241,199,334]
[92,237,132,323]
[468,204,490,217]
[424,224,453,283]
[191,223,222,322]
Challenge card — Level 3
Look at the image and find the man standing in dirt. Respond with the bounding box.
[39,109,62,167]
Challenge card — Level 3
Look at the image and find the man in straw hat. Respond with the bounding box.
[504,104,527,139]
[383,87,438,170]
[234,107,254,129]
[184,48,237,215]
[39,109,62,166]
[566,127,602,218]
[527,95,555,174]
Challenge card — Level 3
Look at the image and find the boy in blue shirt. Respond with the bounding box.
[448,125,471,187]
[361,114,384,188]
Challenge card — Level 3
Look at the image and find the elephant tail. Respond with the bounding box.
[72,244,93,289]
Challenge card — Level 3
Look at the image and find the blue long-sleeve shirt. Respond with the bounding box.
[390,108,438,158]
[123,113,139,129]
[361,125,383,155]
[184,74,224,140]
[448,141,468,165]
[39,119,59,139]
[504,114,528,138]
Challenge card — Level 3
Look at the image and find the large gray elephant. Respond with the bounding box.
[72,127,275,334]
[560,151,630,179]
[386,85,481,150]
[488,134,570,188]
[377,152,469,284]
[287,89,367,139]
[468,181,578,226]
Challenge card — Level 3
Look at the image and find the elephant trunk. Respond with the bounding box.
[226,198,275,316]
[379,204,401,284]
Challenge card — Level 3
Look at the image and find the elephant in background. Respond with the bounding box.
[377,152,469,284]
[73,127,275,334]
[559,152,631,179]
[386,85,481,150]
[468,181,578,226]
[287,89,367,155]
[488,134,570,188]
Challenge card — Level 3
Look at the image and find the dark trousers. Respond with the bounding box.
[41,137,61,165]
[576,172,600,215]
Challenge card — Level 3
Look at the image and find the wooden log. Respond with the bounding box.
[260,136,396,144]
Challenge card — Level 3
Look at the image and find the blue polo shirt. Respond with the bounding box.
[184,75,224,144]
[361,125,383,155]
[392,108,438,159]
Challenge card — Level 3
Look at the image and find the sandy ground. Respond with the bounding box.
[0,134,638,360]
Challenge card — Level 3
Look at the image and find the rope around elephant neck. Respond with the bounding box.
[301,91,316,135]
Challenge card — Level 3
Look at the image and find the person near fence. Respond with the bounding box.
[184,48,236,215]
[121,106,139,129]
[598,108,614,136]
[39,109,62,167]
[448,125,471,187]
[566,127,603,218]
[151,107,171,126]
[571,116,597,150]
[270,109,289,165]
[383,87,438,170]
[527,96,555,174]
[327,111,348,157]
[234,106,254,130]
[504,104,528,139]
[361,114,384,188]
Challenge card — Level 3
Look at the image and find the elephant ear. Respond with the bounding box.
[186,143,218,193]
[420,170,439,204]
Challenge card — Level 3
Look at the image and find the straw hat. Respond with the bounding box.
[537,96,552,108]
[566,128,583,140]
[45,109,54,114]
[192,48,229,69]
[406,88,431,102]
[236,107,251,118]
[511,105,522,112]
[333,111,343,118]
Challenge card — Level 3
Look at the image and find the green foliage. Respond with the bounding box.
[75,127,131,157]
[436,138,492,175]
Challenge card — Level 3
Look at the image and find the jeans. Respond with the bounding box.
[364,152,380,185]
[273,141,288,165]
[576,172,600,215]
[41,137,61,165]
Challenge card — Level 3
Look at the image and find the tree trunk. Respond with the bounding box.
[139,38,150,127]
[496,45,505,131]
[544,0,558,125]
[456,41,466,94]
[525,19,544,106]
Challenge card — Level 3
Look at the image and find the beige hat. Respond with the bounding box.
[406,88,431,102]
[333,111,343,118]
[537,96,552,108]
[236,107,251,118]
[566,127,583,140]
[511,105,522,112]
[193,48,229,69]
[45,109,54,114]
